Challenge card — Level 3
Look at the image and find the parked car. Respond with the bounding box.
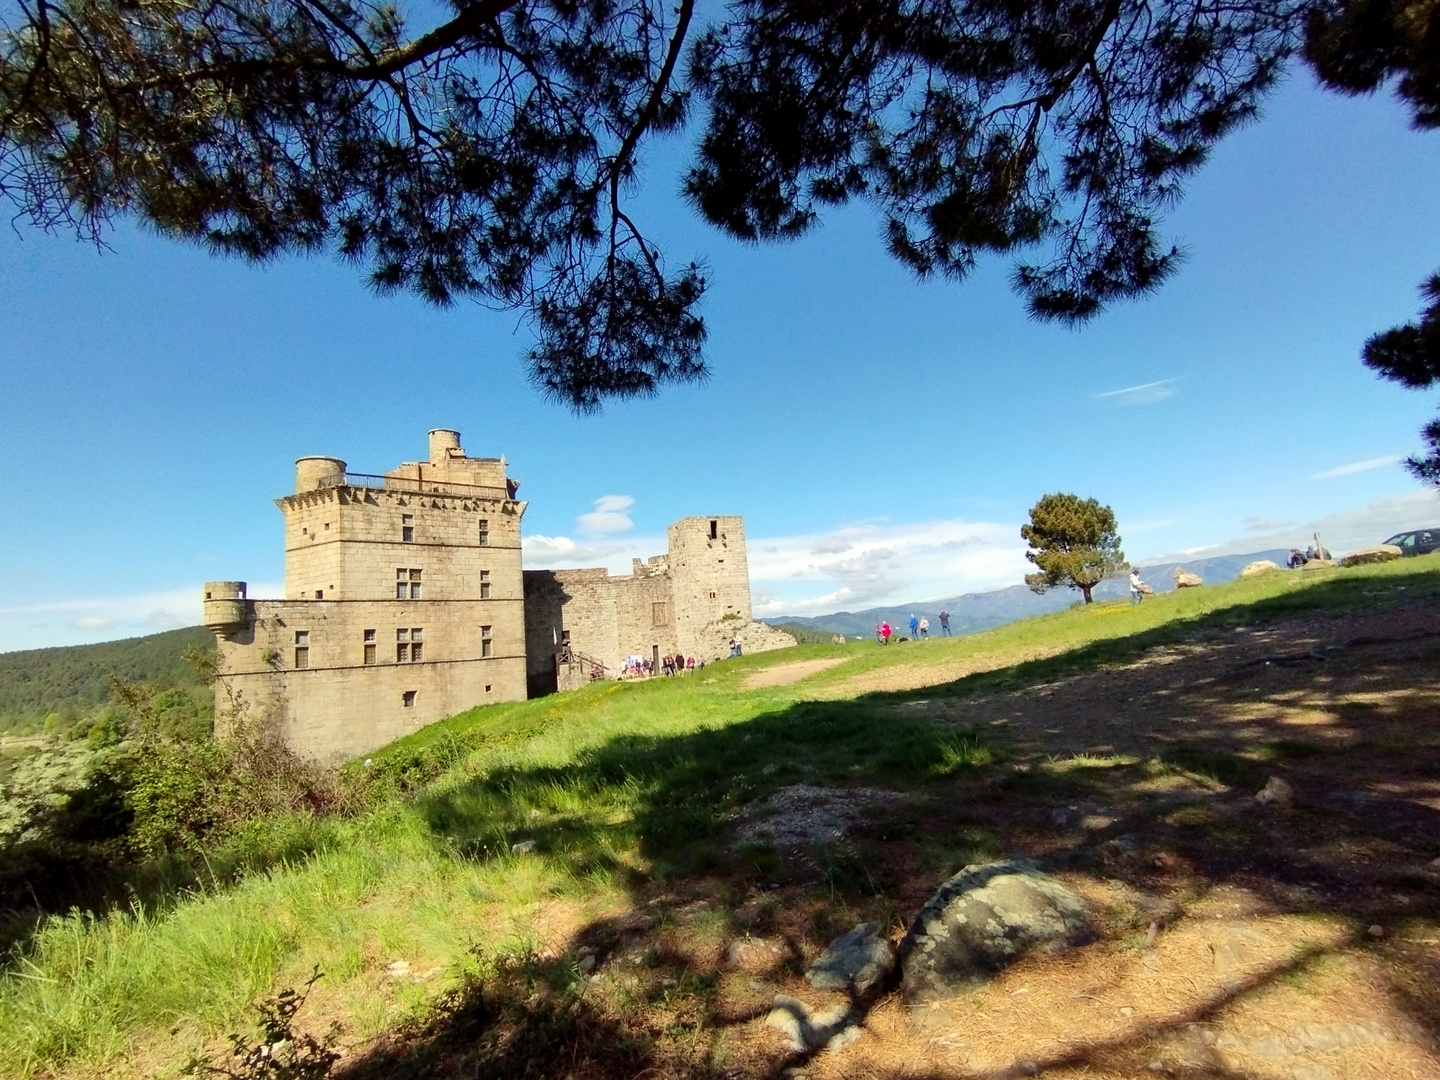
[1382,528,1440,555]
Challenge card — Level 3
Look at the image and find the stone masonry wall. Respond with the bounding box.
[523,515,794,692]
[283,487,522,603]
[212,596,525,762]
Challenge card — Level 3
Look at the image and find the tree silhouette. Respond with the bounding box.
[0,0,1435,412]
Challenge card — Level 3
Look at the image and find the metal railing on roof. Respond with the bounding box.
[318,472,510,500]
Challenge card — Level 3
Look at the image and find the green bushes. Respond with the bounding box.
[0,674,366,924]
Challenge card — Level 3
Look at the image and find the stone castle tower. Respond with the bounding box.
[523,515,795,694]
[204,430,527,761]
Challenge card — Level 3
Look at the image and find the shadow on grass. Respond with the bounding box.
[337,569,1440,1076]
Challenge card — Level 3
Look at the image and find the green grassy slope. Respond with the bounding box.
[1,556,1436,1078]
[0,627,213,731]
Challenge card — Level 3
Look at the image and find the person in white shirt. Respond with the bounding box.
[1130,568,1145,605]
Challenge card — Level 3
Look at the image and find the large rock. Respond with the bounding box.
[1339,544,1403,567]
[1240,560,1281,577]
[1173,567,1203,588]
[897,859,1093,1003]
[805,922,894,996]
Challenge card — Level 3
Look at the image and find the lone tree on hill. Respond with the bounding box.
[1021,493,1127,605]
[0,0,1436,420]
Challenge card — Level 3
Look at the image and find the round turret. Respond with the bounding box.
[295,456,346,492]
[202,581,248,633]
[428,429,462,464]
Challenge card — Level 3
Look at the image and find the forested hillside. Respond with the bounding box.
[0,627,214,732]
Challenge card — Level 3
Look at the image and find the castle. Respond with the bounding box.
[203,430,793,760]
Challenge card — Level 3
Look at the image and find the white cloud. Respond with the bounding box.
[523,514,1029,616]
[1244,515,1296,532]
[1150,489,1440,561]
[524,532,666,573]
[576,494,636,536]
[0,581,280,654]
[1311,455,1402,480]
[71,616,117,631]
[1095,377,1181,406]
[748,518,1028,617]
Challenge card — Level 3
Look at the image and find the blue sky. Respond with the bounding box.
[2,69,1439,652]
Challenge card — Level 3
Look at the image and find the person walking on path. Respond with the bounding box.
[939,610,951,636]
[1130,568,1145,605]
[874,623,883,645]
[880,621,892,645]
[918,616,929,639]
[908,614,919,639]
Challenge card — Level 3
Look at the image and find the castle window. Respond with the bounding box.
[480,570,491,599]
[480,625,492,658]
[397,568,422,599]
[363,629,376,665]
[315,589,323,600]
[402,690,417,708]
[397,628,423,662]
[708,591,717,600]
[402,514,414,543]
[478,519,489,546]
[294,630,310,669]
[324,522,330,531]
[652,602,668,626]
[709,519,718,540]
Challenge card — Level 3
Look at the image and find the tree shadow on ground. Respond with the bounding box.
[327,572,1440,1078]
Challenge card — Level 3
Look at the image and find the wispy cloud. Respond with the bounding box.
[747,518,1028,617]
[1244,515,1295,533]
[523,533,661,569]
[1311,455,1402,480]
[0,581,283,654]
[1151,489,1440,562]
[1095,377,1182,406]
[523,514,1030,617]
[576,494,636,536]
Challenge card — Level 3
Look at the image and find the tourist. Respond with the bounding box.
[874,623,883,644]
[1130,568,1145,605]
[880,621,891,645]
[908,613,919,639]
[939,609,951,636]
[918,615,929,639]
[686,655,695,674]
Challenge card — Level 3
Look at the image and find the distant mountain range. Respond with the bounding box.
[763,549,1292,640]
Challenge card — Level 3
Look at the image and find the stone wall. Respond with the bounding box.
[210,595,526,762]
[282,486,522,602]
[523,515,794,691]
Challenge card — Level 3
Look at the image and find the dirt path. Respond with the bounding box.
[741,657,849,689]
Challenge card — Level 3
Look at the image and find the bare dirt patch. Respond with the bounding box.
[733,783,903,849]
[742,657,849,689]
